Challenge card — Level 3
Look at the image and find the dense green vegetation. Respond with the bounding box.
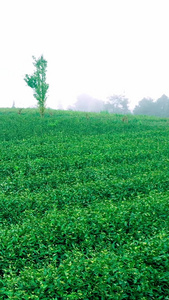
[1,108,169,299]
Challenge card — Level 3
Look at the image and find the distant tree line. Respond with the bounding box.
[68,93,130,115]
[24,55,169,118]
[68,93,169,117]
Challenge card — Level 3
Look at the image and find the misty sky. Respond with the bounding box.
[1,0,169,110]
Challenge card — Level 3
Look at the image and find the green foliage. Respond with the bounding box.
[1,109,169,298]
[24,55,49,117]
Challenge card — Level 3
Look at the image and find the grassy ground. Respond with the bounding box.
[1,108,169,299]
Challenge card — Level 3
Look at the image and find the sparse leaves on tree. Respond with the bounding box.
[24,55,49,116]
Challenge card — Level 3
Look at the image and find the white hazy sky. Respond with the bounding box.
[1,0,169,110]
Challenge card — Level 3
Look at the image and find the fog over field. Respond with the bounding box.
[1,0,169,110]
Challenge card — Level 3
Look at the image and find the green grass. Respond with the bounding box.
[1,108,169,299]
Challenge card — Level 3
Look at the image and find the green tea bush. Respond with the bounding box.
[1,109,169,298]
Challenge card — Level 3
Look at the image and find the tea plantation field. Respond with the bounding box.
[1,108,169,299]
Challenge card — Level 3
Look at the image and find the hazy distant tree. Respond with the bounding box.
[24,55,49,117]
[154,94,169,117]
[133,95,169,117]
[57,100,64,110]
[71,94,104,112]
[133,98,155,116]
[104,95,130,114]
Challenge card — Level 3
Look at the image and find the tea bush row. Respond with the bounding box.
[1,193,169,298]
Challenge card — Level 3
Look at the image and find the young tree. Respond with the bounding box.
[24,55,49,116]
